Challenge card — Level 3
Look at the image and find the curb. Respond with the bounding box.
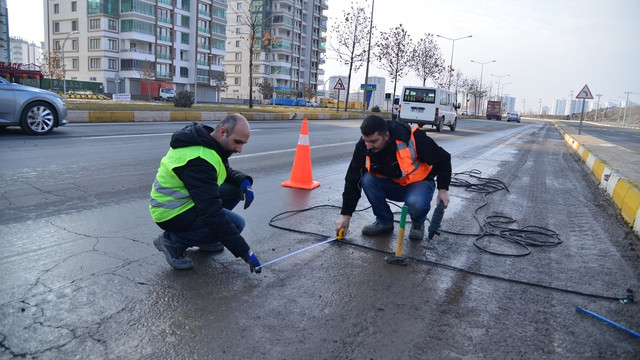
[68,110,364,123]
[554,123,640,236]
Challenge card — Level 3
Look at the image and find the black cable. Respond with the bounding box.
[268,208,633,303]
[449,170,562,257]
[267,170,634,303]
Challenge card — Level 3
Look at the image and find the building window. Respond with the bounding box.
[72,58,79,69]
[108,58,118,70]
[54,4,59,13]
[54,22,60,33]
[234,53,241,60]
[54,40,61,51]
[89,58,102,69]
[71,2,77,12]
[108,39,118,51]
[89,38,101,50]
[89,19,101,30]
[234,77,240,85]
[108,19,117,31]
[234,65,240,73]
[72,40,78,50]
[180,67,189,78]
[90,77,97,81]
[235,40,240,47]
[72,21,78,31]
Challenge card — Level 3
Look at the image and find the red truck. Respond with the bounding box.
[141,81,175,102]
[486,100,502,120]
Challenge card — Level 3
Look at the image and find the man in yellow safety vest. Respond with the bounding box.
[150,114,261,272]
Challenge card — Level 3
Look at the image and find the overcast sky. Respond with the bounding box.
[8,0,640,112]
[324,0,640,111]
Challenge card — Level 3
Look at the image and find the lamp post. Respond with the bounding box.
[471,59,495,115]
[362,0,375,111]
[490,73,510,100]
[436,34,472,90]
[62,30,79,101]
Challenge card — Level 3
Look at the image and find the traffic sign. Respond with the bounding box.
[333,78,346,91]
[576,84,594,99]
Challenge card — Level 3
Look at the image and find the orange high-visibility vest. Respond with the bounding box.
[366,126,432,186]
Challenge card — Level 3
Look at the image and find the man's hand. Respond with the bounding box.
[335,215,351,236]
[240,179,254,209]
[437,189,450,208]
[241,251,261,273]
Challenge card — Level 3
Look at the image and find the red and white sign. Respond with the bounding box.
[576,84,594,100]
[333,78,346,91]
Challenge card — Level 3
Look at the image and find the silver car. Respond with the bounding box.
[0,77,68,135]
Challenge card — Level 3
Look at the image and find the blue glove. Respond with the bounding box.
[241,251,261,273]
[240,179,254,209]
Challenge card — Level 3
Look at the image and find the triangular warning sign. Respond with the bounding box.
[333,78,346,91]
[576,84,593,99]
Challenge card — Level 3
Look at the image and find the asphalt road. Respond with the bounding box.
[1,118,639,359]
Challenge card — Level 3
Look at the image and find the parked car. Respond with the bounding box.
[391,97,399,120]
[306,101,318,107]
[0,77,68,135]
[507,112,521,123]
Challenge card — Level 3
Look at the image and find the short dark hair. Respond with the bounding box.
[360,115,388,137]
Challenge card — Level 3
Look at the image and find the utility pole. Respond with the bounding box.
[622,91,634,127]
[595,94,602,122]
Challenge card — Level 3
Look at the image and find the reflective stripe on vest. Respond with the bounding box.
[149,145,226,223]
[366,126,432,186]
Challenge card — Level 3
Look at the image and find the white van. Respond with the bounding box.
[397,86,460,132]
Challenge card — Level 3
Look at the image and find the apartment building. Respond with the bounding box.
[0,0,8,63]
[223,0,327,103]
[9,37,42,65]
[44,0,228,102]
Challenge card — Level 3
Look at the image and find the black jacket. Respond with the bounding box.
[157,122,252,258]
[341,120,451,216]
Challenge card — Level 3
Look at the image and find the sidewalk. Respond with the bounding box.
[554,121,640,235]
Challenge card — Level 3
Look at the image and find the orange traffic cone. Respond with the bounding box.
[282,119,321,190]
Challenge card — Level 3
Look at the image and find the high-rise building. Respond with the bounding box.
[0,0,9,63]
[44,0,227,102]
[9,37,42,65]
[223,0,327,103]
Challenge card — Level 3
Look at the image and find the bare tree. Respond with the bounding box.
[411,33,445,87]
[211,71,229,101]
[329,3,372,111]
[231,0,277,108]
[374,24,412,101]
[137,60,156,101]
[257,79,274,101]
[301,83,316,101]
[40,51,63,91]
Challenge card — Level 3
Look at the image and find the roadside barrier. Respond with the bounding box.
[555,123,640,236]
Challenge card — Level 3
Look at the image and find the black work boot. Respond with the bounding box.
[362,221,394,236]
[153,232,193,270]
[409,221,425,240]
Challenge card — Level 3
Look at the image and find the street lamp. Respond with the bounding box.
[490,73,510,100]
[471,59,495,115]
[436,34,472,90]
[62,30,79,101]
